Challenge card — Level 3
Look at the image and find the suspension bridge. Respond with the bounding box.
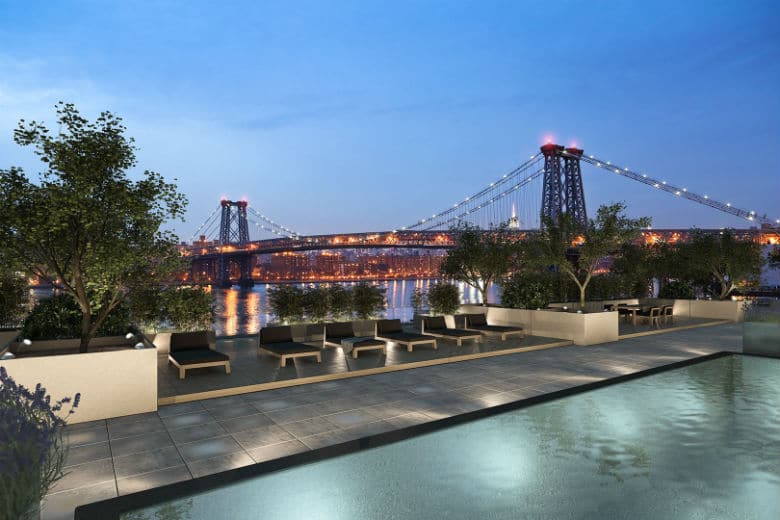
[182,143,780,287]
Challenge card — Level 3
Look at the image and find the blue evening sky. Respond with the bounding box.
[1,0,778,239]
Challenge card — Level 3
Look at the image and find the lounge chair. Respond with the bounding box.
[375,319,437,352]
[463,313,525,340]
[259,326,322,367]
[324,322,387,358]
[421,316,482,346]
[168,331,230,380]
[662,305,674,324]
[637,307,662,329]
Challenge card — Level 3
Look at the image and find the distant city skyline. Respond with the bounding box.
[1,0,778,238]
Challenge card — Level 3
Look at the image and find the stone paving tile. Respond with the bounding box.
[108,416,166,440]
[384,411,434,429]
[41,481,117,520]
[113,446,184,479]
[187,451,255,478]
[218,412,275,434]
[161,410,213,430]
[157,401,206,417]
[116,465,192,496]
[198,394,247,410]
[265,403,323,424]
[65,425,108,447]
[50,459,115,494]
[64,441,112,468]
[232,424,296,450]
[177,435,244,463]
[339,419,397,441]
[323,409,381,429]
[281,417,338,439]
[110,431,174,457]
[169,421,228,445]
[247,440,310,463]
[107,411,159,427]
[299,430,355,450]
[206,402,261,420]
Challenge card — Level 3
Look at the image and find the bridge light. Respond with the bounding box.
[606,161,611,165]
[595,162,601,167]
[653,183,660,188]
[662,181,667,185]
[726,203,731,207]
[432,214,437,218]
[748,216,754,221]
[682,188,687,192]
[704,195,709,199]
[776,219,780,224]
[675,191,681,195]
[750,210,755,215]
[642,174,647,178]
[529,155,535,159]
[589,155,594,159]
[614,169,620,173]
[624,167,628,171]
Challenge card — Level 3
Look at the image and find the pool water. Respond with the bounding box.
[123,355,780,519]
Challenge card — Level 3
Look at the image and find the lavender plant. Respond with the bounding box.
[0,367,80,520]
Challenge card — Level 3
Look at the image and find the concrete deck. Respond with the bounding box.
[45,322,744,520]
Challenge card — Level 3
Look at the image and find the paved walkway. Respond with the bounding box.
[44,323,743,520]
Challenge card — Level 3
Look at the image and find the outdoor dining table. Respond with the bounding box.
[617,305,649,326]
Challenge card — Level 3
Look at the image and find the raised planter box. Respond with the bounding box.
[639,298,744,322]
[743,322,780,358]
[0,339,158,424]
[459,304,618,346]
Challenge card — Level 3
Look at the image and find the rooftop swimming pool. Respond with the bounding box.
[79,354,780,519]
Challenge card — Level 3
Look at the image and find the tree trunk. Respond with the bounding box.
[480,285,489,306]
[579,285,587,310]
[79,312,93,353]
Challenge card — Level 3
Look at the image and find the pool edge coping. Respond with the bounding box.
[76,349,747,520]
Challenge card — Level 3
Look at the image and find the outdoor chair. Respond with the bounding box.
[662,305,674,324]
[168,331,230,380]
[375,319,437,352]
[421,316,482,346]
[259,325,322,367]
[324,322,387,358]
[637,307,662,329]
[463,313,525,340]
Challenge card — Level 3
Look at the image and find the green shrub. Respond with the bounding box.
[128,286,212,332]
[0,274,27,326]
[659,280,695,299]
[410,288,426,314]
[352,282,386,320]
[501,273,556,309]
[22,294,129,340]
[328,285,353,320]
[427,283,460,315]
[268,285,304,323]
[303,286,330,323]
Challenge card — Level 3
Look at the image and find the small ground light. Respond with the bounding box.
[22,339,32,346]
[125,332,135,340]
[1,352,14,360]
[134,342,145,349]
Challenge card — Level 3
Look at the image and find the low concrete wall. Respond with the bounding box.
[743,322,780,357]
[10,335,131,355]
[0,329,20,350]
[459,305,619,346]
[548,299,639,313]
[639,298,743,322]
[0,347,158,423]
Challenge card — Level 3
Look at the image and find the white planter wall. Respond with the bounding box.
[0,347,158,424]
[459,305,619,346]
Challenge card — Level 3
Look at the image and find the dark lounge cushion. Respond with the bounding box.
[170,349,229,365]
[326,322,355,340]
[170,331,214,352]
[467,313,488,327]
[349,338,385,348]
[423,316,447,331]
[432,329,480,338]
[379,332,435,342]
[260,342,320,355]
[376,319,402,334]
[260,326,293,344]
[469,324,523,333]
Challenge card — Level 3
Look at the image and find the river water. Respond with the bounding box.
[213,279,498,336]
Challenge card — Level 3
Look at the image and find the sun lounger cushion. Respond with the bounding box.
[466,313,488,327]
[423,316,447,331]
[260,342,320,355]
[380,332,434,342]
[170,331,215,352]
[260,326,294,344]
[376,319,403,335]
[347,338,385,348]
[170,349,230,365]
[469,324,523,333]
[325,322,355,340]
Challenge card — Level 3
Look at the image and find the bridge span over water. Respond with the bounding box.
[184,143,779,287]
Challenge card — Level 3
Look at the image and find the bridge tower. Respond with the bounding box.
[540,144,588,228]
[217,200,254,288]
[540,143,564,226]
[562,147,587,228]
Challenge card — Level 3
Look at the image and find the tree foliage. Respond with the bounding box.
[440,223,518,305]
[525,203,650,308]
[352,282,386,320]
[302,286,330,323]
[681,229,763,299]
[0,103,187,351]
[426,282,460,315]
[268,285,304,324]
[21,294,130,341]
[500,272,557,309]
[328,285,353,321]
[0,273,27,327]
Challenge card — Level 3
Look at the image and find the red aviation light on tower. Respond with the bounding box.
[540,143,563,156]
[565,146,584,157]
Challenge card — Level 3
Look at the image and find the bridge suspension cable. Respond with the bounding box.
[247,206,299,239]
[401,154,544,231]
[571,151,780,228]
[188,206,222,243]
